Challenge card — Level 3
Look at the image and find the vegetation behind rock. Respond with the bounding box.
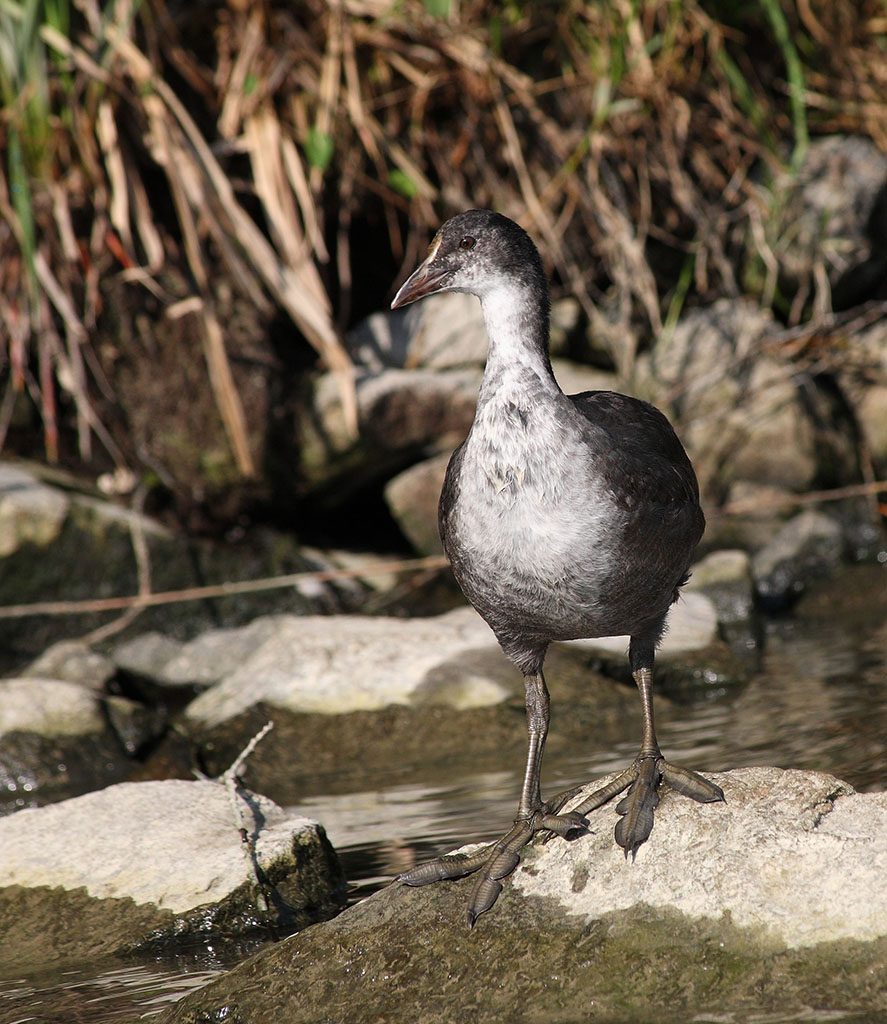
[0,0,885,526]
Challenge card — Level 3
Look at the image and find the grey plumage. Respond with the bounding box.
[391,209,723,925]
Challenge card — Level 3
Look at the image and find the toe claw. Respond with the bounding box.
[541,810,589,839]
[662,762,725,804]
[614,759,661,858]
[467,876,503,928]
[397,847,490,886]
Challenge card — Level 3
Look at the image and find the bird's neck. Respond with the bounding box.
[478,279,558,399]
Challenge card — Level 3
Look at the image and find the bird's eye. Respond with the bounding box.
[459,236,476,251]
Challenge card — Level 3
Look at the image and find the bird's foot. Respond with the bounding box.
[570,753,724,859]
[397,802,589,927]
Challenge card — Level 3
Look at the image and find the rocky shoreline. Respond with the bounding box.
[0,131,884,1023]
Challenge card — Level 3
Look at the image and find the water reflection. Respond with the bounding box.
[0,961,226,1024]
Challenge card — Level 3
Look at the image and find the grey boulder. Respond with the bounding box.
[0,779,344,969]
[160,767,887,1024]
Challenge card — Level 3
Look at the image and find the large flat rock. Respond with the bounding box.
[161,767,886,1024]
[183,607,510,728]
[516,766,885,948]
[0,779,344,969]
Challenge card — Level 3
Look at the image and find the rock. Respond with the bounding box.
[114,617,285,693]
[859,382,887,467]
[160,767,887,1024]
[113,631,189,687]
[560,591,748,697]
[21,640,116,692]
[685,549,759,656]
[0,462,69,557]
[548,296,581,357]
[347,292,488,371]
[184,606,511,729]
[562,591,718,659]
[0,779,345,970]
[0,678,131,814]
[307,548,406,596]
[842,315,887,470]
[760,135,887,309]
[384,452,450,555]
[686,549,754,626]
[702,480,798,551]
[297,366,480,496]
[550,359,619,397]
[103,695,167,756]
[516,767,885,947]
[752,510,844,610]
[191,643,641,806]
[650,301,823,496]
[0,475,356,663]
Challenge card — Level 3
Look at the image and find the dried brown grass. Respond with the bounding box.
[0,0,883,484]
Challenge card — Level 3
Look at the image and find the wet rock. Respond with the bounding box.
[650,300,823,496]
[104,695,167,757]
[0,779,345,970]
[384,452,450,555]
[21,640,116,692]
[561,591,747,696]
[752,509,844,611]
[0,678,130,814]
[0,462,69,557]
[184,607,510,730]
[160,768,887,1024]
[185,644,663,806]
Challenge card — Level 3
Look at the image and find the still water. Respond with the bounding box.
[1,566,884,1024]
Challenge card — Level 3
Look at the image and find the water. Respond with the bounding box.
[2,566,884,1023]
[0,962,226,1024]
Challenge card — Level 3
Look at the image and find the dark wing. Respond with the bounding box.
[437,440,466,565]
[569,390,705,562]
[570,390,699,499]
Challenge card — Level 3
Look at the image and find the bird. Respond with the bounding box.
[390,209,724,927]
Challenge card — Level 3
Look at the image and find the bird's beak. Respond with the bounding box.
[391,238,448,309]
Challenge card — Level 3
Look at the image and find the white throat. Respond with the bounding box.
[479,282,553,383]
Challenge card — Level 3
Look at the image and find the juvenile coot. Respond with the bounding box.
[391,210,724,926]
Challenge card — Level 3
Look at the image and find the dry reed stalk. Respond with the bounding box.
[111,26,358,432]
[1,0,882,507]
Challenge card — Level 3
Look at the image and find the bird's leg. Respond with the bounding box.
[570,650,724,859]
[398,669,589,926]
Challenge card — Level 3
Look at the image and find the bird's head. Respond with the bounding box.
[391,209,544,310]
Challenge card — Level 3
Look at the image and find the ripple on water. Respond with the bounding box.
[0,960,228,1024]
